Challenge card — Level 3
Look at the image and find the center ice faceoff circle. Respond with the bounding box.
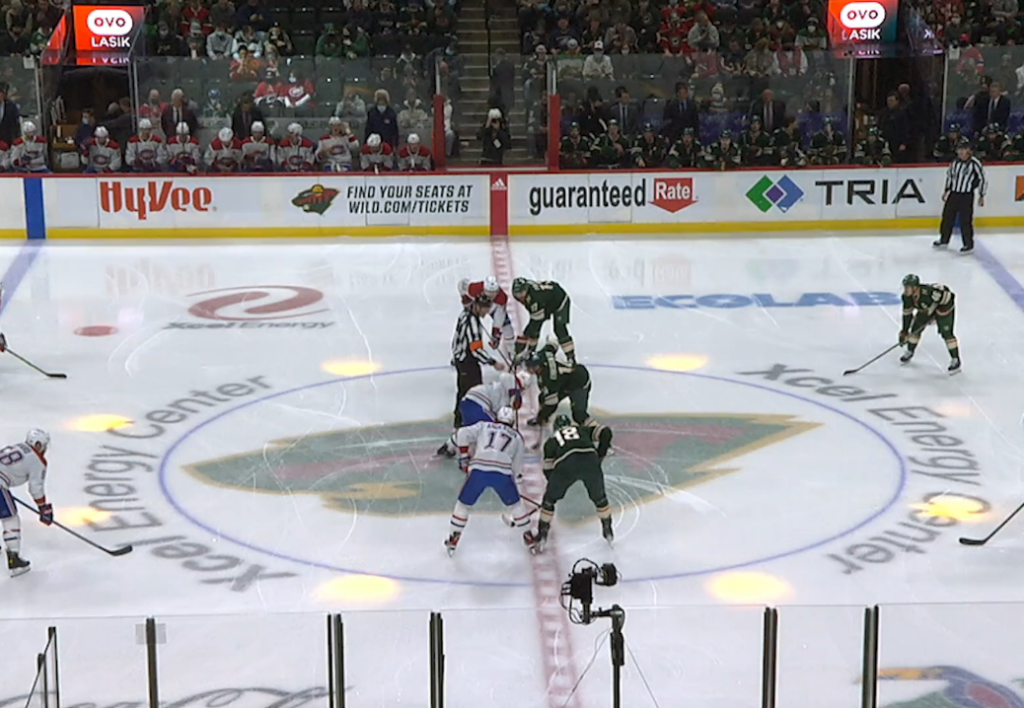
[158,366,905,586]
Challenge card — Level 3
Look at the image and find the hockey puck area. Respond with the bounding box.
[74,325,119,337]
[159,365,904,587]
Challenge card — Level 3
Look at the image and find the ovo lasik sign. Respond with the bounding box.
[827,0,899,43]
[73,6,146,51]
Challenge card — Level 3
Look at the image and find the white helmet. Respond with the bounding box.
[176,122,190,135]
[287,122,302,135]
[496,406,515,426]
[251,121,265,134]
[218,127,234,143]
[94,126,109,139]
[26,429,50,455]
[138,118,152,131]
[22,121,36,135]
[483,275,499,294]
[328,116,342,125]
[408,132,420,145]
[457,278,470,297]
[367,133,382,147]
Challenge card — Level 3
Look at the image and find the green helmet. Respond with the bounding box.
[553,414,573,430]
[512,277,530,295]
[525,352,544,370]
[902,273,920,287]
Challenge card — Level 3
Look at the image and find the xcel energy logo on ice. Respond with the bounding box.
[165,285,335,331]
[100,181,214,221]
[747,175,804,213]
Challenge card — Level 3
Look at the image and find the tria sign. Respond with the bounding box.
[816,178,925,206]
[74,6,146,52]
[100,181,214,221]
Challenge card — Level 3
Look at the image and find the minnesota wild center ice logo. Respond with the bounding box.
[186,413,816,523]
[879,666,1024,708]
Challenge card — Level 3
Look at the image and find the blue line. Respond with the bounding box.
[157,364,907,587]
[22,178,45,241]
[974,241,1024,315]
[0,242,42,315]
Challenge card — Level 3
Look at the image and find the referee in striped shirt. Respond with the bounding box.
[935,138,986,254]
[439,295,506,456]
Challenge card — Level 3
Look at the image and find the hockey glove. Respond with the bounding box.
[458,456,469,474]
[37,502,53,526]
[490,328,502,350]
[898,331,908,346]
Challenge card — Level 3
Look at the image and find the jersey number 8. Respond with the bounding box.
[0,446,24,466]
[554,427,579,445]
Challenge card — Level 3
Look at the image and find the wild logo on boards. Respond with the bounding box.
[185,413,816,523]
[291,184,340,215]
[878,666,1024,708]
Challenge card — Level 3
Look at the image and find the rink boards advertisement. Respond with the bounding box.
[39,174,490,238]
[2,165,1024,238]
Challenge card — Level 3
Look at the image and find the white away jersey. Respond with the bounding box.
[456,421,524,478]
[0,443,47,501]
[464,373,517,417]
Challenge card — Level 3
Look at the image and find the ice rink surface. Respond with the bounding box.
[3,232,1024,708]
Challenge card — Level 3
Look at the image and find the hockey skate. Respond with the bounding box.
[7,549,29,577]
[949,357,962,374]
[899,350,914,364]
[444,531,461,557]
[524,529,545,554]
[601,518,614,546]
[932,240,948,249]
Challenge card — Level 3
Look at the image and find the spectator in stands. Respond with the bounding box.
[378,0,400,35]
[316,23,344,57]
[478,107,511,165]
[4,0,31,35]
[209,0,236,33]
[721,37,747,75]
[398,89,429,132]
[336,91,367,120]
[776,36,808,77]
[662,82,699,143]
[183,0,211,36]
[231,93,264,140]
[549,15,579,52]
[580,17,604,53]
[151,21,185,57]
[366,89,399,148]
[230,47,260,81]
[233,24,261,59]
[429,0,457,37]
[349,0,376,33]
[264,25,292,57]
[796,16,826,52]
[610,86,638,136]
[633,2,659,52]
[397,45,420,76]
[140,89,167,123]
[878,91,909,162]
[557,38,585,86]
[692,41,722,89]
[162,89,199,139]
[523,45,548,103]
[33,0,60,34]
[235,0,273,38]
[605,18,637,54]
[583,40,615,80]
[281,71,315,112]
[202,88,227,119]
[749,88,786,135]
[490,48,516,113]
[688,11,720,49]
[207,24,233,59]
[343,25,371,59]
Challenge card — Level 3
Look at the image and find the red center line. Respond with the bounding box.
[489,233,581,708]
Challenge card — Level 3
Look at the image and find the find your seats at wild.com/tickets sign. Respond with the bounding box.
[827,0,899,44]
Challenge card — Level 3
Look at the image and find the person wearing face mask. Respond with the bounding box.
[151,22,185,57]
[365,89,399,148]
[232,23,261,60]
[206,23,233,59]
[74,109,96,151]
[280,71,315,110]
[139,90,167,123]
[582,40,614,80]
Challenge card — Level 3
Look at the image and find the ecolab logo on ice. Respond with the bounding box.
[100,181,214,221]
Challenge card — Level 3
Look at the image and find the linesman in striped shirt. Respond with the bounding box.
[935,138,985,254]
[439,295,506,457]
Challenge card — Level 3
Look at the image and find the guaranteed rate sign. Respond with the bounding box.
[73,5,146,52]
[827,0,899,44]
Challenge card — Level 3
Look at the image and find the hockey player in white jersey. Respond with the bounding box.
[81,126,122,173]
[241,121,275,172]
[0,430,52,577]
[436,371,523,457]
[445,408,534,555]
[11,122,49,173]
[126,118,166,172]
[317,117,359,171]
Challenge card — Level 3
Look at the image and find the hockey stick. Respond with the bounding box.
[14,497,133,556]
[7,348,67,379]
[843,326,928,376]
[501,494,542,527]
[959,499,1024,546]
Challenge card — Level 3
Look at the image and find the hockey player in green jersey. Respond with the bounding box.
[590,120,632,169]
[855,126,892,166]
[559,121,591,169]
[523,344,591,426]
[739,116,773,166]
[532,415,614,553]
[632,122,669,168]
[899,273,961,373]
[512,277,576,364]
[703,129,742,170]
[933,123,964,162]
[975,123,1008,162]
[668,128,702,168]
[809,117,846,165]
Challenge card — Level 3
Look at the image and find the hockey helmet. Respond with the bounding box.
[218,127,234,143]
[902,273,920,288]
[22,121,36,135]
[288,122,303,135]
[94,126,109,141]
[749,115,762,126]
[867,125,879,136]
[328,116,342,125]
[176,121,190,135]
[26,429,49,454]
[138,118,153,131]
[553,414,573,431]
[719,129,733,140]
[524,351,544,371]
[251,121,266,134]
[986,122,1002,135]
[496,406,515,426]
[956,137,971,149]
[483,275,499,294]
[408,132,420,145]
[367,133,382,147]
[512,277,530,295]
[949,122,961,134]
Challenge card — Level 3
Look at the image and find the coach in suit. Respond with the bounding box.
[160,88,199,137]
[662,82,699,142]
[749,88,787,135]
[611,86,639,136]
[972,81,1010,132]
[0,83,20,146]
